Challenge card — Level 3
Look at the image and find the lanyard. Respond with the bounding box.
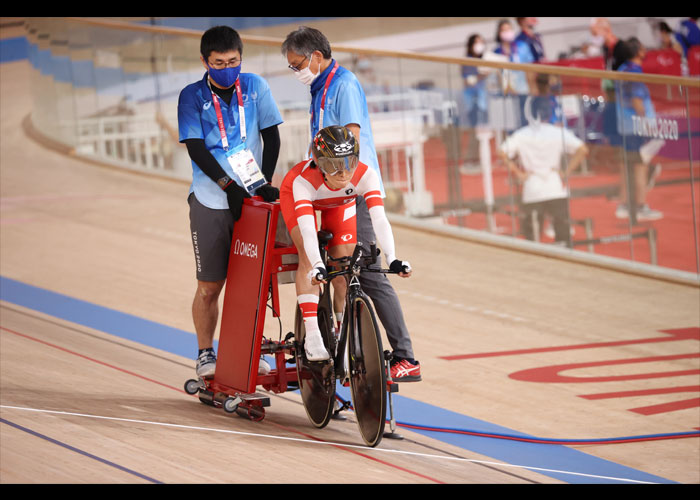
[210,78,246,151]
[313,61,339,130]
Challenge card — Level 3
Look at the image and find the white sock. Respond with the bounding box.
[335,312,344,332]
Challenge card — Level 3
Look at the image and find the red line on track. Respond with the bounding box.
[441,328,700,361]
[1,325,445,483]
[266,420,445,484]
[1,326,185,393]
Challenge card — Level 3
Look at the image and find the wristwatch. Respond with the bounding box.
[216,175,233,190]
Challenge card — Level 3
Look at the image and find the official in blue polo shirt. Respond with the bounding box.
[178,25,283,378]
[281,26,422,384]
[614,37,663,222]
[281,29,382,196]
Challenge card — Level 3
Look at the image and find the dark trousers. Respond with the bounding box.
[355,196,415,360]
[521,197,571,245]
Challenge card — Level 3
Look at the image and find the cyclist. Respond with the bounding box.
[280,125,412,362]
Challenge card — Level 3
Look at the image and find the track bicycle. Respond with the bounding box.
[293,231,399,447]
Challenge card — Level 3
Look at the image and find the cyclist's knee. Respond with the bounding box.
[195,280,224,303]
[328,243,353,260]
[331,274,347,291]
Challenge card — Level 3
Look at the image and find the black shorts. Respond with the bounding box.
[188,192,233,282]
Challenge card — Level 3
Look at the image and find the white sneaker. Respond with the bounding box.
[615,204,629,219]
[304,330,330,361]
[637,205,663,221]
[195,349,216,378]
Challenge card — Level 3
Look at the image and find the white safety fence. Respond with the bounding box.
[73,114,183,178]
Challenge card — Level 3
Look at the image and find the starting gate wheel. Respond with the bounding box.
[223,397,240,414]
[184,379,201,395]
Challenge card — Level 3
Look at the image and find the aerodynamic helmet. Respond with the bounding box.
[312,125,359,176]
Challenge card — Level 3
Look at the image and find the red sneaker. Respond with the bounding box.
[390,359,422,382]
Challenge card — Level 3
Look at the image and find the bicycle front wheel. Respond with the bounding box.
[348,295,386,447]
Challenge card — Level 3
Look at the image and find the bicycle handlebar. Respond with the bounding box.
[326,241,395,280]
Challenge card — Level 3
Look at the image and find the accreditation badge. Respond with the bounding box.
[226,144,266,194]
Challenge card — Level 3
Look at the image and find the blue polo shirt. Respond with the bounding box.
[309,60,384,196]
[515,31,545,62]
[178,72,283,209]
[615,61,655,143]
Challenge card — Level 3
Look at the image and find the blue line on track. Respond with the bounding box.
[0,417,162,483]
[0,275,677,484]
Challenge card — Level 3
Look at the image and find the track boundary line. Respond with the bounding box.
[0,405,659,484]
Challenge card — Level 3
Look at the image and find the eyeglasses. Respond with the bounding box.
[288,55,308,72]
[317,156,359,176]
[207,58,242,70]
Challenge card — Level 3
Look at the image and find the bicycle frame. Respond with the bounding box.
[323,242,376,379]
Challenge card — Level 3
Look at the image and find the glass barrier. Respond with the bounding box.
[21,18,700,278]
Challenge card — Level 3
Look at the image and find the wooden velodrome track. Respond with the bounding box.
[1,55,699,484]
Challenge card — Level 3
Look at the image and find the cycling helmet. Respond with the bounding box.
[312,125,359,176]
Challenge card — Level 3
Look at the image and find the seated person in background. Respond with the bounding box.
[279,126,414,368]
[498,99,589,246]
[656,21,684,56]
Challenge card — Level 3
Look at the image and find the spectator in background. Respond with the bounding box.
[614,37,663,222]
[600,80,624,169]
[515,17,546,62]
[527,73,563,125]
[460,34,489,170]
[590,17,628,71]
[656,21,684,56]
[678,17,700,55]
[569,40,603,59]
[493,19,534,129]
[494,19,533,95]
[498,98,589,246]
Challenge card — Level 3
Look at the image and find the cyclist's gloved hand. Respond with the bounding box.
[390,259,412,275]
[221,177,251,221]
[255,183,279,202]
[308,266,328,284]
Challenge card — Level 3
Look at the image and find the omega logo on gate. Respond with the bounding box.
[233,239,258,259]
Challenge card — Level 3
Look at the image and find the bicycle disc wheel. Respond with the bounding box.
[294,288,336,428]
[348,295,386,447]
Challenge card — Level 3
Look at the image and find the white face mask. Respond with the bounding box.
[473,42,485,55]
[295,55,319,86]
[500,30,515,43]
